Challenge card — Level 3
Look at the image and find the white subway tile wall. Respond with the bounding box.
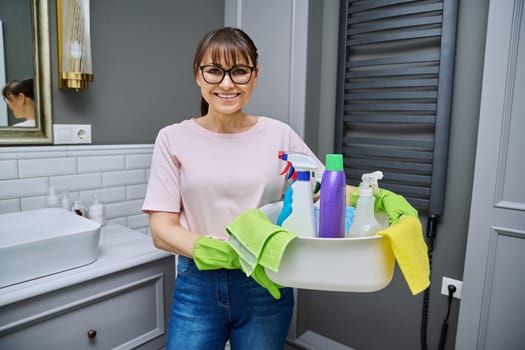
[0,160,19,180]
[0,145,154,234]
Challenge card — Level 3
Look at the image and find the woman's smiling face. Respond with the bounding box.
[196,51,258,117]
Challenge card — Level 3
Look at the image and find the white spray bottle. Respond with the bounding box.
[348,171,384,237]
[276,151,317,238]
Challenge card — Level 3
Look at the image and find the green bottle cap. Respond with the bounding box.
[325,154,344,171]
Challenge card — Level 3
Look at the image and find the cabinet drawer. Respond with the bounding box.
[0,273,166,350]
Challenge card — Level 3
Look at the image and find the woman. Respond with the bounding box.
[2,78,35,127]
[143,27,323,349]
[143,27,417,349]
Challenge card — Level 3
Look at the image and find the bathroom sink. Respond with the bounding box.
[0,208,101,288]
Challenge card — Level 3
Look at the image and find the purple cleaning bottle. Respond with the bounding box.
[318,154,346,238]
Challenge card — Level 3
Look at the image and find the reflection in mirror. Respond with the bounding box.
[2,78,36,127]
[0,0,52,145]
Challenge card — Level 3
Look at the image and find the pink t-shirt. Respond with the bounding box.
[142,116,324,239]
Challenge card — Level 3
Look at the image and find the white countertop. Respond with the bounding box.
[0,224,173,306]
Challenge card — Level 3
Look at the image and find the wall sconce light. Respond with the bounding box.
[57,0,93,91]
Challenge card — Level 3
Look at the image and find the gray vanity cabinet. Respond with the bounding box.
[0,225,175,350]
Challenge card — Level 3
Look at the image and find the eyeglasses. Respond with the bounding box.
[199,65,255,85]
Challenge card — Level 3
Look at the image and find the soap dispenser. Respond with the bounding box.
[71,196,86,216]
[88,195,105,225]
[46,186,60,208]
[61,192,71,211]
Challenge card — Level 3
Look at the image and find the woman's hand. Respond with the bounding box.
[193,236,241,270]
[149,212,243,271]
[346,185,356,206]
[149,211,200,257]
[349,188,418,225]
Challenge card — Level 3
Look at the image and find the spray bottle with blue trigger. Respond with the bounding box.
[276,151,317,238]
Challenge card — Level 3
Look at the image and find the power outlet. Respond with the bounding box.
[441,277,462,299]
[53,124,92,144]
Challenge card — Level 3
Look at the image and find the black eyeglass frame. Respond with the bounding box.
[198,65,256,85]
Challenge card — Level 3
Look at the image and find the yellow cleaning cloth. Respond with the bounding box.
[377,216,430,295]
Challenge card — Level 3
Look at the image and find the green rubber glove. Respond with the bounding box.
[350,188,418,225]
[193,236,241,270]
[251,265,282,299]
[193,237,282,298]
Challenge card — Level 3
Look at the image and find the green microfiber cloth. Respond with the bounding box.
[226,208,297,275]
[259,230,297,272]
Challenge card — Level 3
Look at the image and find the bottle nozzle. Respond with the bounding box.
[278,151,317,171]
[360,171,384,195]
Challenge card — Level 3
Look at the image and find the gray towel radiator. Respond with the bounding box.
[335,0,458,217]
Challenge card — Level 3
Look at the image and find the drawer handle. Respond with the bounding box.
[87,329,97,339]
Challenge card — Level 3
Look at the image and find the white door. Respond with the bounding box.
[456,0,525,349]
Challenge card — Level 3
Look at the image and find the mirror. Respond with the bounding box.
[0,0,52,145]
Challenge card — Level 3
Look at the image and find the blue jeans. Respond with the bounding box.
[166,256,294,350]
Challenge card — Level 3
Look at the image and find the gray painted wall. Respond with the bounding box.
[304,0,323,157]
[49,0,224,144]
[0,0,33,80]
[0,0,34,125]
[42,0,489,348]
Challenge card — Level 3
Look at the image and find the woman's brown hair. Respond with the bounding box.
[2,78,34,100]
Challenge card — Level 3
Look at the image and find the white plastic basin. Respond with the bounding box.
[0,208,101,288]
[260,201,395,292]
